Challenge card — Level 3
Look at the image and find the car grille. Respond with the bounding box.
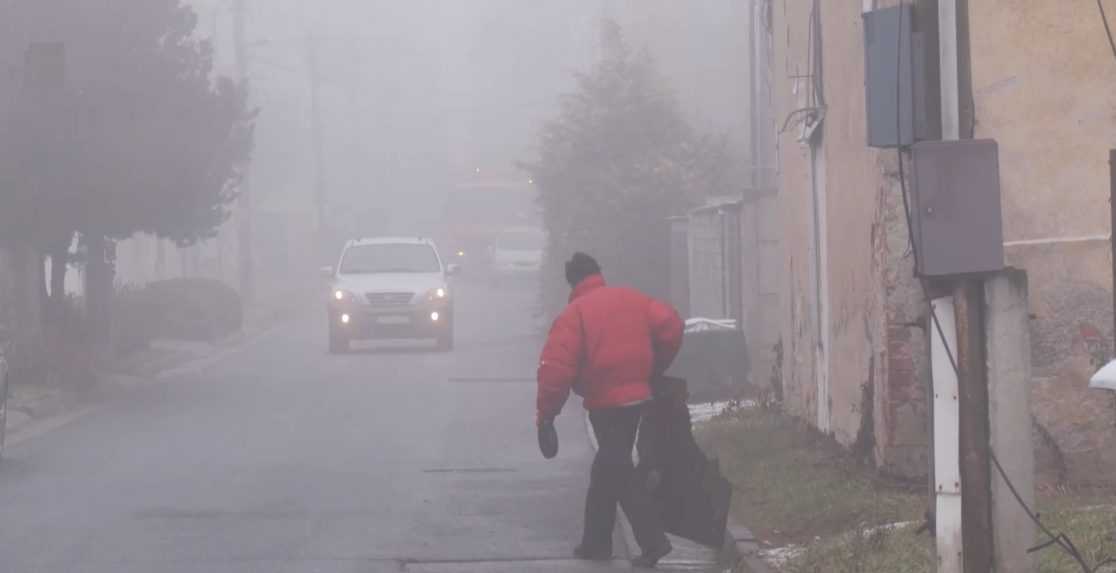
[365,292,414,307]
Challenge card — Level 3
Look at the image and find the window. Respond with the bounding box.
[340,244,441,274]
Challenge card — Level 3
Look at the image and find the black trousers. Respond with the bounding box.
[582,404,667,553]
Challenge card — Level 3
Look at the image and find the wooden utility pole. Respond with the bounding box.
[954,279,993,572]
[232,0,254,304]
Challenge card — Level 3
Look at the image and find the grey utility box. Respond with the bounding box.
[911,139,1004,277]
[864,5,940,148]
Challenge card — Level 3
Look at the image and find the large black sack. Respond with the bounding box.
[666,329,748,403]
[638,376,732,548]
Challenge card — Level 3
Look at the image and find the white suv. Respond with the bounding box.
[324,238,457,353]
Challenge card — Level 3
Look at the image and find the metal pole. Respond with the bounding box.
[232,0,254,304]
[306,35,325,236]
[939,0,961,142]
[937,2,964,572]
[748,0,759,192]
[932,296,963,573]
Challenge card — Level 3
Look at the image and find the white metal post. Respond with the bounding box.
[938,0,960,142]
[932,297,964,573]
[936,3,964,572]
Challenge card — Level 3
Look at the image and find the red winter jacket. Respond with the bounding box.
[536,274,684,421]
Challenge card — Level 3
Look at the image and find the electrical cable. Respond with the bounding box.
[890,2,1105,570]
[1097,0,1116,63]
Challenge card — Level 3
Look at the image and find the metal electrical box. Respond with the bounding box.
[911,139,1004,277]
[864,5,941,147]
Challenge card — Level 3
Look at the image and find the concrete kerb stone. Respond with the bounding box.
[723,521,775,573]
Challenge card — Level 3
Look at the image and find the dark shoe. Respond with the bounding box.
[573,544,612,561]
[631,540,672,568]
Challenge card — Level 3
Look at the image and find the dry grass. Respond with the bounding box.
[696,408,923,544]
[701,408,1116,573]
[1033,494,1116,573]
[698,408,928,572]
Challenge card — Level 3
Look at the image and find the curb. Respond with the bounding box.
[722,522,774,573]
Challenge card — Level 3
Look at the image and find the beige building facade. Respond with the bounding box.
[770,0,1116,482]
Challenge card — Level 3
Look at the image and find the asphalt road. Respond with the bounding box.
[0,277,657,572]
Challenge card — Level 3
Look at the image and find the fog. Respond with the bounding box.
[197,0,602,236]
[0,2,758,571]
[5,2,1099,572]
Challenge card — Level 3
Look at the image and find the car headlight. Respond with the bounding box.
[333,289,357,302]
[426,287,449,301]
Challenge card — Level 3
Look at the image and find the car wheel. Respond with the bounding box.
[329,326,350,354]
[436,318,454,352]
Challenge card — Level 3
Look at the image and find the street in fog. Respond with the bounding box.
[0,279,664,572]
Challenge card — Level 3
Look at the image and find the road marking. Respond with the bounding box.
[402,557,629,571]
[421,467,517,474]
[446,377,533,384]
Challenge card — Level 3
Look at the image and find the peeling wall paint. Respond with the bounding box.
[774,0,927,478]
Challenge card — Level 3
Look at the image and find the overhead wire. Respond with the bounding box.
[890,2,1106,571]
[1097,0,1116,63]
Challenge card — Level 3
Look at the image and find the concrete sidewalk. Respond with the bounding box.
[4,286,310,447]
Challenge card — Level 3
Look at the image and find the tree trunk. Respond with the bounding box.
[6,245,46,385]
[48,243,68,323]
[84,234,114,358]
[44,241,70,387]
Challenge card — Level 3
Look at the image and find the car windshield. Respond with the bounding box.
[340,243,441,274]
[496,231,545,251]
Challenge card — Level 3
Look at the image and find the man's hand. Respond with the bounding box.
[646,469,663,492]
[537,415,559,459]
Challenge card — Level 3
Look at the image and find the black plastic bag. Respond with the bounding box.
[638,376,732,548]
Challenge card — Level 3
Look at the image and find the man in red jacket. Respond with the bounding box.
[537,253,683,568]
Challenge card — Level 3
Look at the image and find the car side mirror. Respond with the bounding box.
[320,265,334,279]
[446,263,461,276]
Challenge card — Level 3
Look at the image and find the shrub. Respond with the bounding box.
[145,278,243,341]
[113,278,242,354]
[112,286,157,356]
